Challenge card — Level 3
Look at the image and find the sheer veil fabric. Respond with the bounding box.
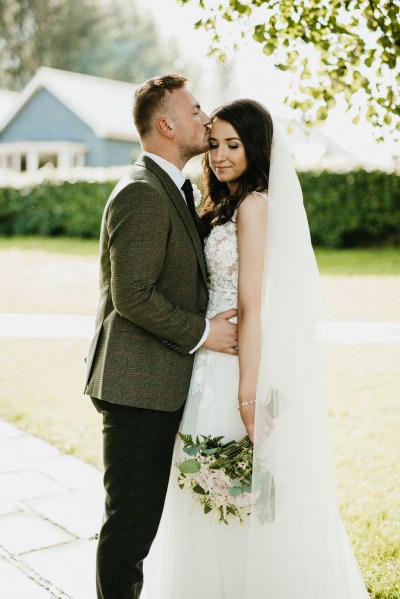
[247,123,369,597]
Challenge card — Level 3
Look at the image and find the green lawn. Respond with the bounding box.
[0,237,399,596]
[0,236,399,275]
[315,247,400,276]
[0,339,398,597]
[0,235,99,256]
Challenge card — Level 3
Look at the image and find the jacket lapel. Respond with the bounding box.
[136,155,207,286]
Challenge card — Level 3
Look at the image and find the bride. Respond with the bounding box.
[142,99,369,598]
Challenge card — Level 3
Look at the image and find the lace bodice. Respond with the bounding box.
[204,214,238,317]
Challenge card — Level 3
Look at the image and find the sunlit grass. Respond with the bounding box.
[315,247,400,275]
[0,236,399,275]
[0,340,398,596]
[0,235,99,256]
[0,238,399,596]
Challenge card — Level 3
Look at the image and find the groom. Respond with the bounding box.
[84,74,237,599]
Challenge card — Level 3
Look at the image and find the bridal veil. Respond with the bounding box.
[247,123,369,598]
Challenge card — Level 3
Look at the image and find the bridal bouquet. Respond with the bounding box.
[177,433,254,524]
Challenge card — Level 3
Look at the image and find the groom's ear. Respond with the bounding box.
[156,117,175,139]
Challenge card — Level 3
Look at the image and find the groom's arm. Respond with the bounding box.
[107,181,206,355]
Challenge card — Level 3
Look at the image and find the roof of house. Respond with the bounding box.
[0,67,139,142]
[0,90,20,123]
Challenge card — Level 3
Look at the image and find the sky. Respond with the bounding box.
[136,0,397,170]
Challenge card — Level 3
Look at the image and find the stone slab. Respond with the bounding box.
[0,470,67,501]
[0,512,74,554]
[0,496,22,517]
[0,420,23,442]
[28,489,104,539]
[4,434,59,462]
[35,454,103,491]
[0,454,27,473]
[0,557,50,599]
[23,539,97,599]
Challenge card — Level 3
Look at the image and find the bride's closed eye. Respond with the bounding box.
[209,142,241,150]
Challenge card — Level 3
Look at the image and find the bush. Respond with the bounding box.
[299,170,400,248]
[0,170,399,247]
[0,180,115,238]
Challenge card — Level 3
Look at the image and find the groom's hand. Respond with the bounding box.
[204,309,238,355]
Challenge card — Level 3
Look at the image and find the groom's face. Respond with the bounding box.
[169,87,210,157]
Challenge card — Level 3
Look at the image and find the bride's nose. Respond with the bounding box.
[213,145,227,162]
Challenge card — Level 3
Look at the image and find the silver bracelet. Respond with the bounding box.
[238,399,257,410]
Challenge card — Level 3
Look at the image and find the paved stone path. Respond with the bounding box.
[0,419,102,598]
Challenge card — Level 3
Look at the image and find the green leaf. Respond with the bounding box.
[193,484,206,495]
[179,459,200,474]
[263,43,275,56]
[184,446,199,456]
[228,486,244,496]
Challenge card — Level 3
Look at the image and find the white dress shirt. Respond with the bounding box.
[143,151,210,353]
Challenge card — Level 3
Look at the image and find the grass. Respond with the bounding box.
[327,345,400,598]
[0,235,99,256]
[0,237,399,596]
[315,247,400,276]
[0,236,400,275]
[0,339,398,597]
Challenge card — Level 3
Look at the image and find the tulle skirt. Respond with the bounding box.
[142,346,250,599]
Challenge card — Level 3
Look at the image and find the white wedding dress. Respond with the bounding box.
[142,210,252,598]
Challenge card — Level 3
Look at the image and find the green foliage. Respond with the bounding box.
[1,171,399,248]
[299,170,400,248]
[179,0,400,140]
[0,0,186,90]
[0,180,115,238]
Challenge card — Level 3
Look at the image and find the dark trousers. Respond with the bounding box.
[92,398,184,599]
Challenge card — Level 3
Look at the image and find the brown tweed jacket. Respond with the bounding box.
[84,155,208,411]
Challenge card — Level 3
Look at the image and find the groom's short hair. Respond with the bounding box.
[133,74,188,139]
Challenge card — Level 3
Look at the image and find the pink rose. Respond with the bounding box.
[209,472,230,495]
[194,470,210,492]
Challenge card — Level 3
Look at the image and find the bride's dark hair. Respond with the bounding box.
[201,99,273,236]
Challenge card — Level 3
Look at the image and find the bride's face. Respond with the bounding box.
[209,118,248,191]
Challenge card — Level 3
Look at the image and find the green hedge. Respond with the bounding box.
[0,180,114,238]
[299,170,400,247]
[0,170,399,247]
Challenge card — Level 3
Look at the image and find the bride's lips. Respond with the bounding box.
[214,165,231,171]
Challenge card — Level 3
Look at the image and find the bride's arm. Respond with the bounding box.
[236,193,268,443]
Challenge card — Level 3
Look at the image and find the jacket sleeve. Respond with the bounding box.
[107,181,206,355]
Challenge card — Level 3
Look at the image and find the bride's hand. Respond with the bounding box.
[238,403,255,444]
[239,402,275,445]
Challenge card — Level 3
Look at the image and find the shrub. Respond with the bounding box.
[0,181,114,238]
[0,170,398,247]
[299,170,400,248]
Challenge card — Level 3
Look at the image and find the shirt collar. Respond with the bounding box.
[143,151,185,191]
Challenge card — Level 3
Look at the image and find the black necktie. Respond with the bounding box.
[181,179,203,240]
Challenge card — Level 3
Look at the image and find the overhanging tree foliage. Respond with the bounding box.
[0,0,186,89]
[179,0,399,139]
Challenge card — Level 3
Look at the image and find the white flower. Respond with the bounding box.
[192,183,202,208]
[194,467,211,491]
[208,470,231,495]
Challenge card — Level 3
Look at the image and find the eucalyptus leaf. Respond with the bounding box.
[179,459,200,474]
[228,486,244,497]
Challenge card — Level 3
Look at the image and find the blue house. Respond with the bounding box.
[0,67,141,172]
